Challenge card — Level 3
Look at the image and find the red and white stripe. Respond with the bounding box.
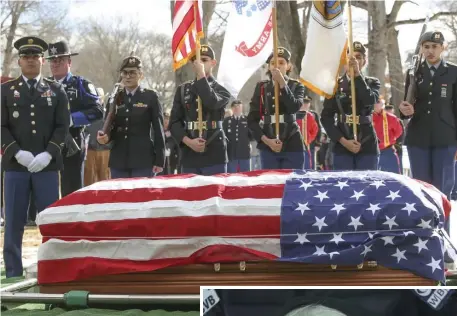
[37,170,291,284]
[172,0,203,70]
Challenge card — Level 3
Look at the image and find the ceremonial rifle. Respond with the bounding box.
[101,41,140,136]
[405,15,430,106]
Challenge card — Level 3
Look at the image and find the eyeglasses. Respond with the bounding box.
[121,70,140,77]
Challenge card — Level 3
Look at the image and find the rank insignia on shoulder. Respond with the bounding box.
[133,102,147,108]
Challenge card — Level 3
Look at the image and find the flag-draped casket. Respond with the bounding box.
[37,170,452,286]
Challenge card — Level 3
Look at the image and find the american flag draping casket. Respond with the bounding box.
[36,170,453,284]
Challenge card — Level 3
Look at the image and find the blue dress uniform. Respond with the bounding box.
[401,32,457,201]
[46,41,103,196]
[1,36,70,277]
[401,31,457,236]
[223,111,252,173]
[169,45,232,176]
[107,57,165,178]
[247,48,306,170]
[321,42,380,171]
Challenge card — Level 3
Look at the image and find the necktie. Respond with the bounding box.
[28,79,37,95]
[127,93,132,103]
[430,66,436,77]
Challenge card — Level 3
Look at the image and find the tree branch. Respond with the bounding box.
[350,1,368,11]
[387,1,407,24]
[388,11,457,29]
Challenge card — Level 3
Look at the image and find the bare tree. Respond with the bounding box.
[439,1,457,64]
[1,0,70,76]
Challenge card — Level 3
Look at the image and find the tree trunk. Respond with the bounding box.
[386,27,404,110]
[276,0,305,76]
[2,3,22,77]
[366,1,387,93]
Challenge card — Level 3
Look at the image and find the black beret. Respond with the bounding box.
[119,56,142,71]
[420,31,444,45]
[231,100,243,107]
[266,47,291,64]
[351,41,366,55]
[14,36,48,55]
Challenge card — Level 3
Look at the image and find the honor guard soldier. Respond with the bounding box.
[223,100,253,173]
[247,47,306,169]
[97,56,165,178]
[169,45,232,175]
[373,98,403,173]
[296,96,319,169]
[321,41,381,170]
[1,36,70,277]
[399,31,457,199]
[46,40,103,196]
[399,31,457,235]
[162,112,180,175]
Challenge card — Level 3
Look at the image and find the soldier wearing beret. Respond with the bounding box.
[398,31,457,233]
[223,100,253,173]
[46,40,103,196]
[1,36,70,277]
[321,41,381,170]
[97,56,165,178]
[247,47,306,169]
[169,44,232,175]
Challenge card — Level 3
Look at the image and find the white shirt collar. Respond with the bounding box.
[125,86,139,96]
[426,59,442,69]
[22,74,41,88]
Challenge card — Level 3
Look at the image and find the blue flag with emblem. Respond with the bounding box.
[279,170,453,283]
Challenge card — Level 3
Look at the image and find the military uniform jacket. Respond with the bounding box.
[247,79,305,153]
[108,87,165,169]
[169,76,232,169]
[223,115,252,160]
[51,74,102,147]
[401,60,457,147]
[1,76,70,171]
[321,74,381,155]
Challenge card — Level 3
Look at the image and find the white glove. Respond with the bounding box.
[165,148,171,157]
[15,150,35,167]
[27,152,52,173]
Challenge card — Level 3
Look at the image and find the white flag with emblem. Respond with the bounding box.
[217,0,273,97]
[300,1,347,98]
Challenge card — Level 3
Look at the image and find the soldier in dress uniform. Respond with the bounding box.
[247,47,305,169]
[46,40,103,196]
[223,100,252,173]
[321,41,381,170]
[162,112,180,175]
[399,31,457,234]
[372,97,403,173]
[296,95,318,169]
[1,36,70,277]
[97,56,165,178]
[169,45,232,176]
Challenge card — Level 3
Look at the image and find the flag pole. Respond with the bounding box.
[272,0,280,140]
[194,1,203,138]
[346,0,358,141]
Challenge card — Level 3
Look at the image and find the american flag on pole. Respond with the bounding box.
[37,170,454,284]
[172,0,204,70]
